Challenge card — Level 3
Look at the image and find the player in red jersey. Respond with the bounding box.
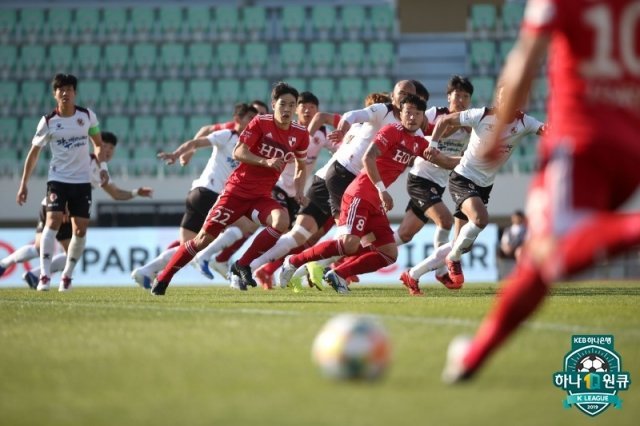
[442,0,640,383]
[280,94,430,293]
[151,82,309,295]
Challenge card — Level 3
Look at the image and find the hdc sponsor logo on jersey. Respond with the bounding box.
[258,142,296,162]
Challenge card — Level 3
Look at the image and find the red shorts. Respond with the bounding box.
[337,193,395,247]
[527,142,640,239]
[203,192,284,236]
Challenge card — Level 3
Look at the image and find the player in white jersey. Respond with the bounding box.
[130,103,258,289]
[16,74,109,292]
[6,132,153,288]
[395,76,474,294]
[405,86,545,290]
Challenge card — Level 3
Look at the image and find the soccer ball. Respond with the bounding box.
[577,354,609,373]
[311,314,391,380]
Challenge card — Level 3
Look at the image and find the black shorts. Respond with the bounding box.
[300,176,332,228]
[180,187,220,233]
[272,185,300,222]
[324,161,357,217]
[36,204,72,241]
[46,181,92,218]
[405,173,446,224]
[448,171,492,221]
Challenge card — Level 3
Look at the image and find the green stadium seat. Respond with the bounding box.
[104,116,131,143]
[159,116,186,145]
[158,6,183,41]
[132,143,160,176]
[340,5,365,39]
[133,79,158,114]
[216,42,240,77]
[0,81,18,115]
[531,77,548,110]
[498,39,515,66]
[370,5,396,38]
[131,43,157,78]
[187,43,214,78]
[0,143,20,177]
[77,80,102,110]
[102,7,127,43]
[310,42,335,76]
[20,80,47,116]
[0,45,17,78]
[285,78,306,93]
[214,5,239,41]
[339,42,365,76]
[468,4,497,37]
[130,7,155,42]
[469,40,497,75]
[243,78,269,105]
[47,8,72,43]
[337,78,364,110]
[310,78,335,110]
[311,5,336,39]
[0,117,18,146]
[368,41,394,75]
[471,76,495,106]
[160,43,185,78]
[243,42,268,76]
[18,8,45,43]
[280,5,305,40]
[279,42,305,76]
[19,44,46,79]
[187,79,215,115]
[159,79,185,113]
[501,3,525,38]
[241,6,266,41]
[216,79,241,111]
[104,80,129,115]
[187,115,215,139]
[76,44,101,79]
[133,116,158,146]
[103,44,129,78]
[185,6,212,41]
[366,77,392,95]
[74,8,100,43]
[19,117,39,149]
[0,8,17,41]
[48,44,74,75]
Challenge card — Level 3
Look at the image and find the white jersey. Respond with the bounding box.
[455,107,543,187]
[410,106,471,187]
[334,103,400,175]
[314,123,362,180]
[32,106,100,184]
[190,129,239,194]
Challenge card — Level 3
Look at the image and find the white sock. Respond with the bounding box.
[142,247,179,275]
[0,244,38,268]
[448,222,483,261]
[394,231,405,246]
[409,242,453,280]
[61,235,86,278]
[249,232,303,270]
[197,226,243,262]
[39,227,57,278]
[434,226,451,276]
[50,253,68,274]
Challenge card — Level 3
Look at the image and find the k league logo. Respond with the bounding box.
[553,335,631,417]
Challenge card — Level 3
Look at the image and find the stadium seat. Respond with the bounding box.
[243,78,269,105]
[158,5,183,42]
[241,6,267,41]
[216,42,240,77]
[366,77,392,95]
[77,79,102,110]
[185,5,212,41]
[468,4,497,38]
[74,8,100,43]
[0,143,19,177]
[310,42,335,77]
[469,40,497,75]
[104,80,129,115]
[187,79,215,115]
[19,117,40,151]
[18,44,46,79]
[339,42,365,76]
[20,80,47,116]
[159,79,185,114]
[76,44,101,79]
[0,117,18,146]
[471,76,495,106]
[498,39,515,67]
[17,8,45,43]
[340,5,365,40]
[104,116,131,143]
[187,43,214,78]
[102,7,127,44]
[47,44,74,75]
[103,44,129,78]
[187,115,215,139]
[280,5,306,40]
[0,81,18,116]
[501,3,525,39]
[370,4,396,39]
[131,43,157,78]
[310,78,335,111]
[214,5,239,41]
[130,7,156,42]
[311,5,336,40]
[531,77,548,110]
[133,79,158,115]
[0,44,17,79]
[46,8,72,43]
[132,143,160,176]
[243,42,268,77]
[285,78,307,93]
[0,8,17,42]
[160,43,185,78]
[216,79,241,112]
[368,41,394,75]
[279,42,305,76]
[337,78,364,111]
[133,116,158,146]
[159,115,186,145]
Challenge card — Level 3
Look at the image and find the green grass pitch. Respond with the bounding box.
[1,282,638,426]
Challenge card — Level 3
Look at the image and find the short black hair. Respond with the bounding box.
[52,73,78,91]
[513,210,525,218]
[271,81,299,102]
[233,103,258,118]
[400,94,427,112]
[297,91,319,106]
[410,80,429,102]
[447,75,474,96]
[101,131,118,146]
[250,99,269,112]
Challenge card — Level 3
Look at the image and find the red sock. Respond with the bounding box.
[157,240,199,284]
[334,250,394,278]
[215,236,248,263]
[261,258,284,275]
[289,240,344,268]
[238,227,282,266]
[463,257,547,374]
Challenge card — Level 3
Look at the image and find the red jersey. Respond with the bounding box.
[224,114,309,198]
[521,0,640,157]
[210,121,235,131]
[345,123,429,207]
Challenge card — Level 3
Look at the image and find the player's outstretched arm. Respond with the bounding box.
[158,138,210,165]
[102,182,153,201]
